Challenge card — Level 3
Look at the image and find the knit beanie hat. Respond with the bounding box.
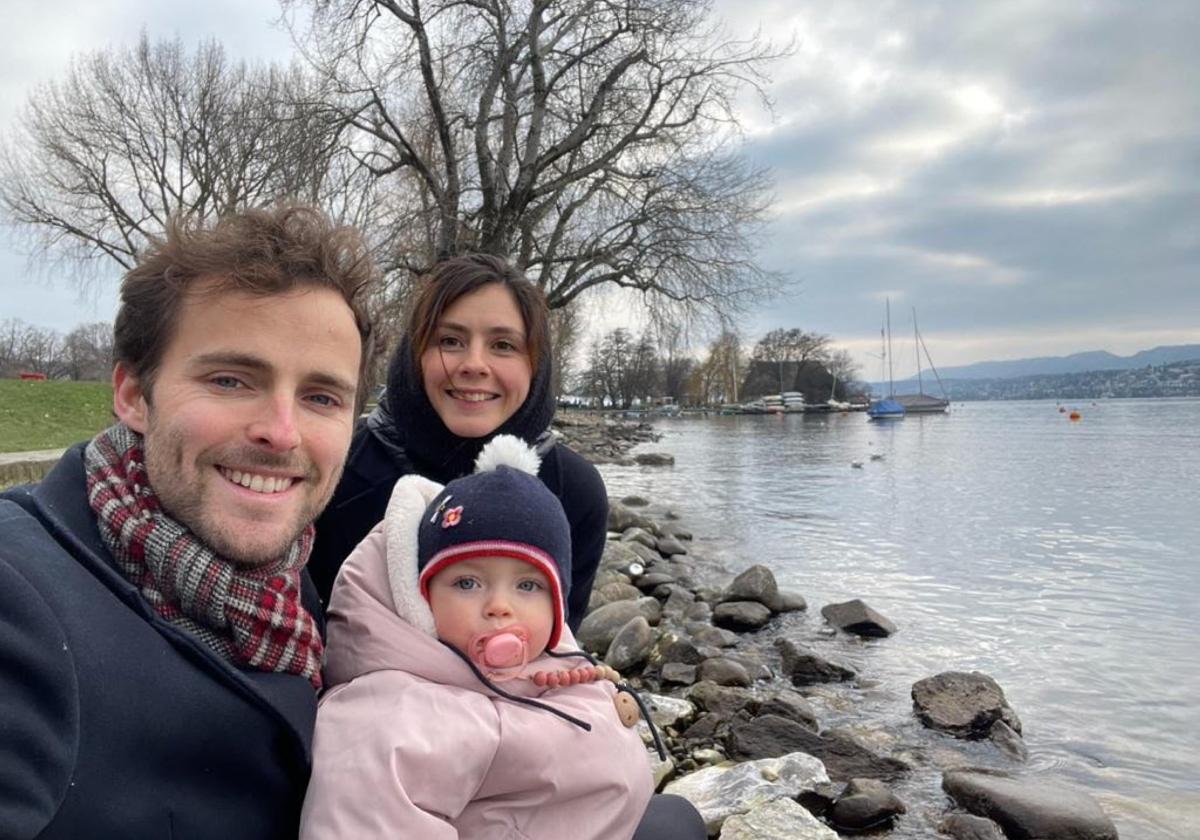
[417,435,571,650]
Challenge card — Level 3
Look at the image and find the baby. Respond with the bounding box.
[300,436,655,839]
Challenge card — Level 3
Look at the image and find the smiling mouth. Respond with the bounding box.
[448,389,498,403]
[217,467,298,494]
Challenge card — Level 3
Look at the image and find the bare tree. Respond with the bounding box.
[62,322,115,381]
[689,329,742,405]
[742,327,830,397]
[548,303,584,399]
[290,0,787,320]
[0,35,348,280]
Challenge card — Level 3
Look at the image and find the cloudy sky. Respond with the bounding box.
[2,0,1197,375]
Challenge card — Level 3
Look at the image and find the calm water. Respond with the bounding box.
[597,399,1200,839]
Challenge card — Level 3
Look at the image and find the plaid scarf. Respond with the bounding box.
[85,423,323,689]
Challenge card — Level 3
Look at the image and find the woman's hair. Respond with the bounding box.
[115,203,377,411]
[407,254,548,376]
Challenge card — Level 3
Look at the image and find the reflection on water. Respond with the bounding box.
[598,399,1200,839]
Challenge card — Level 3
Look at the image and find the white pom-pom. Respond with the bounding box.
[474,434,541,476]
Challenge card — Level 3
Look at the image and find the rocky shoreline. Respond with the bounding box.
[556,413,1120,840]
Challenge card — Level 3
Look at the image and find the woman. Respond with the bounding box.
[309,254,706,840]
[309,254,607,630]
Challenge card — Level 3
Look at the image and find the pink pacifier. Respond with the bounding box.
[468,626,532,680]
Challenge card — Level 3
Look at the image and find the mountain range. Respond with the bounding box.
[892,344,1200,383]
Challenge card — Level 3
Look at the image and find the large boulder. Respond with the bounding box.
[686,681,758,718]
[605,616,655,671]
[656,535,689,556]
[719,796,839,840]
[942,770,1118,840]
[662,752,829,835]
[727,716,909,782]
[577,599,660,653]
[634,451,675,466]
[776,639,856,685]
[820,599,897,637]
[721,564,783,611]
[713,601,773,631]
[758,689,818,731]
[912,671,1022,739]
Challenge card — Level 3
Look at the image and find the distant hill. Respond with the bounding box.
[894,344,1200,382]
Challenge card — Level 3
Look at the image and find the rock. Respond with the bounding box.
[662,586,698,618]
[600,539,645,573]
[634,571,676,591]
[697,657,753,687]
[634,596,663,626]
[679,712,725,747]
[820,599,897,637]
[721,564,783,611]
[912,671,1023,739]
[621,526,659,549]
[662,752,830,835]
[776,590,808,612]
[577,601,649,653]
[988,720,1028,761]
[642,693,696,729]
[776,639,856,685]
[656,535,689,556]
[652,633,705,667]
[661,662,698,686]
[684,601,713,622]
[713,601,773,631]
[621,495,651,507]
[758,689,819,731]
[607,501,657,533]
[588,581,643,610]
[728,717,909,782]
[692,748,725,766]
[605,616,655,671]
[942,769,1118,840]
[647,749,675,789]
[828,778,907,831]
[937,813,1007,840]
[719,796,840,840]
[687,681,758,718]
[722,653,772,682]
[659,522,693,540]
[626,540,663,566]
[634,452,675,466]
[688,623,741,647]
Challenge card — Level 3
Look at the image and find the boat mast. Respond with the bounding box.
[913,307,924,396]
[886,298,895,398]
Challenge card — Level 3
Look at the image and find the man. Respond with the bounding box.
[0,205,374,839]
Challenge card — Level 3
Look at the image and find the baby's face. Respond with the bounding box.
[427,555,554,661]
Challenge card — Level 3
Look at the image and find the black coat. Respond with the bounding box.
[0,446,319,840]
[309,422,608,629]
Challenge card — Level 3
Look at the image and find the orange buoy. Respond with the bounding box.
[1069,410,1081,421]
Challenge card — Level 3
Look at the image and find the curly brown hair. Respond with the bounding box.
[114,203,376,411]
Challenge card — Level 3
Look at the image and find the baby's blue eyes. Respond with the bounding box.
[449,578,544,592]
[453,578,479,590]
[517,580,543,592]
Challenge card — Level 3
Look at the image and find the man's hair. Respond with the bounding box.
[407,254,548,376]
[115,203,376,411]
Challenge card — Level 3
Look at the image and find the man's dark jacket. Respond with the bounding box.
[0,445,319,840]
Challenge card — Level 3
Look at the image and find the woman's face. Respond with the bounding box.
[420,283,533,438]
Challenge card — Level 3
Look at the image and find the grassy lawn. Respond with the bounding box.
[0,379,114,453]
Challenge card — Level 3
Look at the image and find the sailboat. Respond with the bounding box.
[894,307,950,413]
[867,300,905,420]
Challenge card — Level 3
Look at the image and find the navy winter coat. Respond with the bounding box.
[0,446,319,840]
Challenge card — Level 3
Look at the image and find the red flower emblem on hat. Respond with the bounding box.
[442,505,463,528]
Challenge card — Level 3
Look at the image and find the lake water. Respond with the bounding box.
[596,399,1200,839]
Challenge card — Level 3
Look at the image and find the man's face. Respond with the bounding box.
[113,281,362,566]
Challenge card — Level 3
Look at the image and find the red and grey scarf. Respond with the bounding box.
[84,423,323,689]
